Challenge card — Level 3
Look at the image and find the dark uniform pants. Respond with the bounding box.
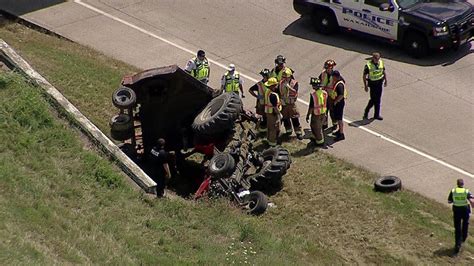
[256,102,267,132]
[266,112,280,146]
[453,206,470,248]
[365,79,383,118]
[324,97,336,127]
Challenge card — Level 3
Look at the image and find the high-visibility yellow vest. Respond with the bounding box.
[279,79,298,105]
[192,57,210,80]
[257,81,266,105]
[320,70,335,95]
[452,187,469,207]
[367,59,384,81]
[224,71,240,92]
[311,89,328,115]
[331,80,348,100]
[264,88,282,114]
[271,67,291,82]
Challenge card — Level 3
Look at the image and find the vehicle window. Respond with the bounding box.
[364,0,390,7]
[396,0,424,9]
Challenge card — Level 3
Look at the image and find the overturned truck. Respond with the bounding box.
[109,65,291,215]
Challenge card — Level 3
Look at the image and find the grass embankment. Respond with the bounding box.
[1,21,473,264]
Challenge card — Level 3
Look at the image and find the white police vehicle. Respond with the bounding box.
[293,0,474,57]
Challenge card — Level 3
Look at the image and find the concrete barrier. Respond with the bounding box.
[0,39,158,195]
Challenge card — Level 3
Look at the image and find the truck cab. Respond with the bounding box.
[294,0,474,57]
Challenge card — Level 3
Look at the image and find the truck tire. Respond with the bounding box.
[110,114,134,141]
[252,147,291,187]
[313,10,338,35]
[208,152,236,179]
[374,176,402,192]
[112,86,136,109]
[403,32,428,58]
[192,92,242,136]
[244,191,268,215]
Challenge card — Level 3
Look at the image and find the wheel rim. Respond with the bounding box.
[411,41,419,49]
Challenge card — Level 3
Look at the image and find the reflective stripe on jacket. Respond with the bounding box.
[257,81,266,105]
[331,80,348,100]
[279,79,298,105]
[321,70,335,94]
[264,88,282,114]
[192,57,210,80]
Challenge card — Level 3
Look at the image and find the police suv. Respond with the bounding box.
[293,0,474,57]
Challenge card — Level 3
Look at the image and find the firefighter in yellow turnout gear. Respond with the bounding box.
[306,78,328,146]
[279,69,303,140]
[264,77,282,146]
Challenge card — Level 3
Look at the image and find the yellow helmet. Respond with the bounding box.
[264,77,278,87]
[281,69,293,78]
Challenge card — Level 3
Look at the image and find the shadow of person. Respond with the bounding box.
[283,16,473,67]
[433,247,458,258]
[349,119,374,127]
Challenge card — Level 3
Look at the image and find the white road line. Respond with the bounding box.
[74,0,474,178]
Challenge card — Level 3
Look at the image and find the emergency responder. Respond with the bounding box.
[306,78,327,146]
[319,59,337,131]
[279,68,303,140]
[448,178,474,254]
[150,138,172,197]
[363,52,387,120]
[221,64,245,98]
[185,50,210,84]
[264,77,282,146]
[271,55,294,82]
[249,69,271,132]
[331,71,347,142]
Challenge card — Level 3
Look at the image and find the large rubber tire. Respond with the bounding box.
[257,147,291,180]
[112,86,136,109]
[110,114,134,141]
[312,10,339,35]
[403,32,429,58]
[208,152,236,179]
[244,191,268,215]
[374,176,402,192]
[192,93,242,136]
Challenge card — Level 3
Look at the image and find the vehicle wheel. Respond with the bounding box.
[374,176,402,192]
[258,147,291,178]
[112,86,136,109]
[208,152,236,179]
[403,32,428,58]
[244,191,268,215]
[110,114,134,141]
[192,93,242,136]
[312,10,338,35]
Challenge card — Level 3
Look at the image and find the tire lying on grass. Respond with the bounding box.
[374,176,402,192]
[208,152,236,179]
[192,92,242,136]
[110,114,134,141]
[112,86,136,109]
[257,147,291,179]
[243,191,268,215]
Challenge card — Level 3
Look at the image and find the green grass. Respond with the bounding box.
[1,21,474,264]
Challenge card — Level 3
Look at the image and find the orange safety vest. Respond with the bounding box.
[257,81,266,105]
[279,78,298,105]
[331,80,348,100]
[311,89,328,115]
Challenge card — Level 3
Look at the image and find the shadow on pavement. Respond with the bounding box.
[0,0,65,16]
[349,118,374,128]
[283,16,473,67]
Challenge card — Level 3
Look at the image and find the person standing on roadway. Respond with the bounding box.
[331,71,347,142]
[306,77,327,146]
[319,59,337,131]
[185,50,210,85]
[363,52,387,120]
[271,55,294,82]
[264,77,282,147]
[279,69,303,140]
[249,69,271,133]
[221,64,245,98]
[448,178,474,254]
